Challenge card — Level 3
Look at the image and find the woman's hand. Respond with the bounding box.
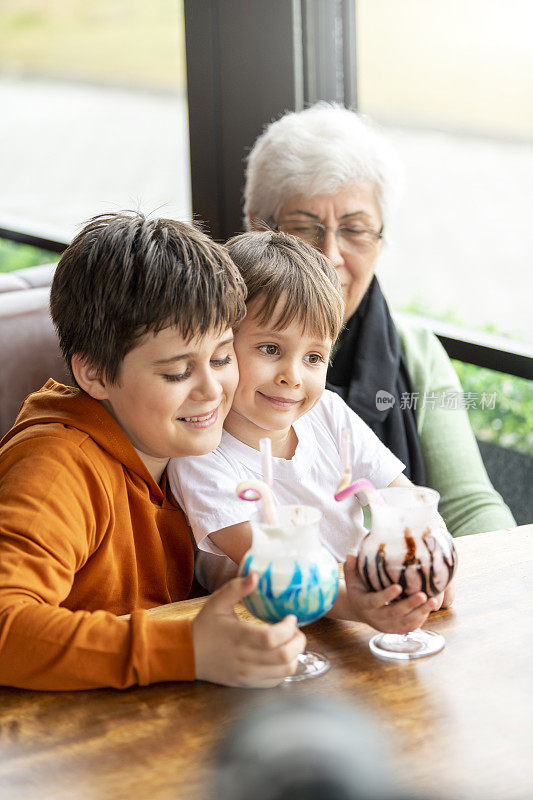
[330,555,439,634]
[430,579,456,611]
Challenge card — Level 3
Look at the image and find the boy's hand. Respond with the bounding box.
[340,554,439,634]
[192,573,306,688]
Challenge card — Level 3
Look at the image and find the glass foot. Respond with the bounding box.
[284,650,331,682]
[369,628,445,661]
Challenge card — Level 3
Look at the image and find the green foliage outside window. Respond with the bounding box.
[452,362,532,456]
[0,239,60,273]
[399,300,532,456]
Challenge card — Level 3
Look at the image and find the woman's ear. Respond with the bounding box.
[248,213,262,231]
[71,354,109,400]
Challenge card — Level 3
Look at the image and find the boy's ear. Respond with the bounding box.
[71,354,110,400]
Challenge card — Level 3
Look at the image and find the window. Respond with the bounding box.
[0,0,191,243]
[356,0,533,342]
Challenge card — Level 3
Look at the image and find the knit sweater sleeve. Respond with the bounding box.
[0,437,195,690]
[394,317,515,536]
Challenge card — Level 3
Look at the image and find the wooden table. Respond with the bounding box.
[0,525,531,800]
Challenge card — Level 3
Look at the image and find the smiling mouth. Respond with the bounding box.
[178,407,219,427]
[258,392,301,408]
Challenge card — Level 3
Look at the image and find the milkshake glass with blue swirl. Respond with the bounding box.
[238,504,339,681]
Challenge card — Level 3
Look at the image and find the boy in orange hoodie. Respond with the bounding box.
[0,211,305,690]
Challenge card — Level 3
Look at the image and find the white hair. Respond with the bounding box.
[243,102,403,234]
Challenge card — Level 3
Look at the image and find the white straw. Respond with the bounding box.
[340,428,352,477]
[337,427,353,491]
[260,437,274,487]
[260,489,278,526]
[236,479,279,525]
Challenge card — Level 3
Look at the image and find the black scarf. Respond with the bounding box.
[327,277,426,484]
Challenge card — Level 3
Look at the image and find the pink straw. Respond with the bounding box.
[236,479,279,525]
[334,478,386,506]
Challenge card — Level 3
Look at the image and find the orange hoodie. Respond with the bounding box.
[0,380,196,690]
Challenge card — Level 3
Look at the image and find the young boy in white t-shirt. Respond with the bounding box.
[169,231,448,634]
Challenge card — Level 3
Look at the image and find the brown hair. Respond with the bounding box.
[225,230,344,342]
[50,211,247,384]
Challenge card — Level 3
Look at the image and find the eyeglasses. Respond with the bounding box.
[271,219,383,253]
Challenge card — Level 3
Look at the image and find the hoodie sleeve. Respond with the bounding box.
[0,436,195,690]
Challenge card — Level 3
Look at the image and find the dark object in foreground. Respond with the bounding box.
[212,697,412,800]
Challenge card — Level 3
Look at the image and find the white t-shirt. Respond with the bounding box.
[168,390,404,591]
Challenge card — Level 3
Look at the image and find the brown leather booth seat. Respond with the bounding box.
[0,263,69,439]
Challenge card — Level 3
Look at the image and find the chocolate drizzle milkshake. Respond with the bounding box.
[357,489,457,599]
[348,485,457,659]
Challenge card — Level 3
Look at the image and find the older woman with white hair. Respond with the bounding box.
[244,103,514,536]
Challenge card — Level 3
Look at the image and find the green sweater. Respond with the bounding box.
[394,316,515,536]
